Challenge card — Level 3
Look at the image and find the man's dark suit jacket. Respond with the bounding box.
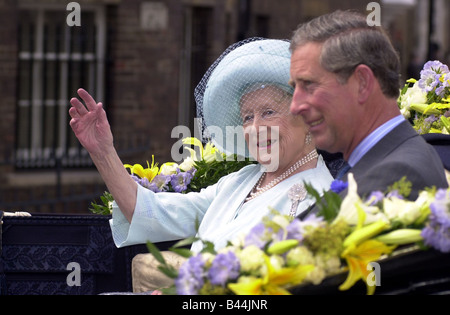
[299,121,448,219]
[345,120,448,200]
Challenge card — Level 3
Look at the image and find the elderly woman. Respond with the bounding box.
[69,38,333,253]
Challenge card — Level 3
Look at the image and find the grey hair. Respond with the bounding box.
[290,10,401,98]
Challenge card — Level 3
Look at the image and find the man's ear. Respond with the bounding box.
[353,64,375,104]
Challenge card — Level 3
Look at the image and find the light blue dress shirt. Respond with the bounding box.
[110,156,333,252]
[347,115,405,167]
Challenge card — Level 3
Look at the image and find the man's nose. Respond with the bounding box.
[290,88,309,116]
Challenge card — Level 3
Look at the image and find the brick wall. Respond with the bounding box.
[106,0,184,164]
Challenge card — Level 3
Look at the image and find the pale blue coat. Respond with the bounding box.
[110,156,333,252]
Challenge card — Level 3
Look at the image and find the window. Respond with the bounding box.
[16,4,106,168]
[179,5,214,134]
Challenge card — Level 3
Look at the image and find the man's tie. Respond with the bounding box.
[336,162,351,180]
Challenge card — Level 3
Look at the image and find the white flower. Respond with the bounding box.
[236,245,265,274]
[272,214,291,229]
[159,162,179,175]
[305,266,326,285]
[399,81,427,111]
[383,190,434,226]
[336,173,388,225]
[286,246,315,266]
[446,170,450,187]
[269,255,284,270]
[179,156,195,171]
[400,106,411,119]
[383,197,420,226]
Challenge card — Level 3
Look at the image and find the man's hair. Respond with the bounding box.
[290,10,401,98]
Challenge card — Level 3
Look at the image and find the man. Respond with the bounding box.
[289,10,448,207]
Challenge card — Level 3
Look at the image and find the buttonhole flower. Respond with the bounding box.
[330,179,348,194]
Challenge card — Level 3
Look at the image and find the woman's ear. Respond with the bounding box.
[353,64,375,104]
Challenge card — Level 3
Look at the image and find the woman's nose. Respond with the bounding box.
[251,115,264,128]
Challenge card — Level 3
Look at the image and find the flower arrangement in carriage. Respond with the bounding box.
[148,173,450,295]
[398,60,450,134]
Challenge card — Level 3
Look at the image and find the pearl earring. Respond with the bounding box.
[305,131,312,145]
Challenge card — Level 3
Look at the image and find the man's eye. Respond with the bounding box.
[302,80,315,92]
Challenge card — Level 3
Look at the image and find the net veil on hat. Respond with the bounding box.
[195,38,294,158]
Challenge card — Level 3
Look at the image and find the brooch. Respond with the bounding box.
[288,183,307,217]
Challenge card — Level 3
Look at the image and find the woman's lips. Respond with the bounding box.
[257,139,277,148]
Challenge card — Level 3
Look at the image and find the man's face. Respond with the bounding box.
[289,42,359,156]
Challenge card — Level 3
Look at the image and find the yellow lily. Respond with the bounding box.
[182,137,204,161]
[341,193,390,249]
[203,142,223,163]
[340,239,395,295]
[339,202,393,295]
[410,103,441,115]
[124,155,159,182]
[441,116,450,133]
[375,229,423,245]
[228,255,314,295]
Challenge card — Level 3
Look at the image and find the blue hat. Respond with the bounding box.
[195,38,293,157]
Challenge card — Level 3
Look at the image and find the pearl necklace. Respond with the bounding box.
[245,149,318,202]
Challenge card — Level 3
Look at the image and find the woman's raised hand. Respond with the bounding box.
[69,88,114,157]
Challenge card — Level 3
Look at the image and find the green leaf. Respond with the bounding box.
[169,247,193,258]
[200,240,216,254]
[157,265,179,279]
[161,286,177,295]
[172,236,198,249]
[146,241,166,265]
[304,182,342,222]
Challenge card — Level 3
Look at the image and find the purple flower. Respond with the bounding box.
[170,169,193,193]
[208,251,240,286]
[286,219,305,241]
[421,189,450,253]
[436,72,450,97]
[419,61,449,93]
[424,114,438,124]
[147,174,170,192]
[366,191,384,206]
[244,223,268,248]
[386,190,404,199]
[330,179,348,194]
[423,60,449,73]
[175,254,206,295]
[286,214,324,242]
[418,70,440,92]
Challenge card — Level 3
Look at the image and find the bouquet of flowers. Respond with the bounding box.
[148,173,450,295]
[89,138,255,215]
[398,60,450,134]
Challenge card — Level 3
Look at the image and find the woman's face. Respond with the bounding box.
[240,85,311,172]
